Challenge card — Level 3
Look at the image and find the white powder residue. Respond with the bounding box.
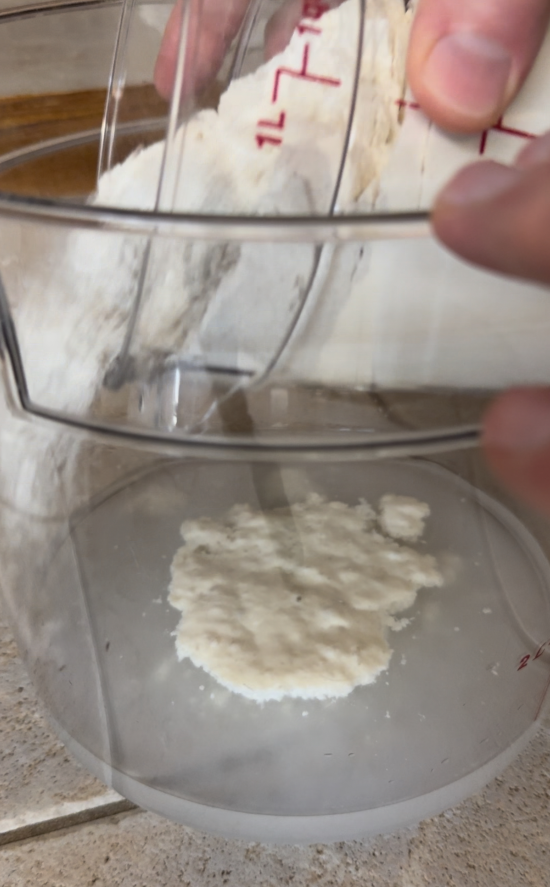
[169,493,443,702]
[379,494,430,541]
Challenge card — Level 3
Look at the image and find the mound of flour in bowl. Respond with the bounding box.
[169,493,443,701]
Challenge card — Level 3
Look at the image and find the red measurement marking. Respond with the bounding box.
[255,112,286,149]
[517,639,550,671]
[396,98,420,111]
[297,22,322,34]
[255,134,283,148]
[479,116,536,155]
[272,44,341,104]
[396,101,537,156]
[302,0,330,20]
[257,111,286,130]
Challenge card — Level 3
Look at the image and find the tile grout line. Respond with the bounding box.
[0,797,139,847]
[0,790,125,834]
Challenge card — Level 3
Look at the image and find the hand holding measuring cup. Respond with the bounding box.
[155,0,550,132]
[406,0,550,524]
[391,0,550,519]
[434,134,550,519]
[154,0,550,518]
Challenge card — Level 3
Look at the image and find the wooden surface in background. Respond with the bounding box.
[0,84,168,197]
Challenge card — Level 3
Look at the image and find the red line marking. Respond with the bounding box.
[479,116,536,155]
[301,0,330,20]
[272,44,341,104]
[534,642,548,661]
[479,128,489,155]
[297,22,322,34]
[396,98,420,110]
[396,102,538,156]
[255,134,283,148]
[495,122,537,139]
[257,111,286,131]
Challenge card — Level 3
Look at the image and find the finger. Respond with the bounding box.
[483,388,550,518]
[432,158,550,286]
[155,0,339,99]
[264,0,341,61]
[154,0,250,101]
[264,0,303,61]
[516,130,550,169]
[407,0,550,134]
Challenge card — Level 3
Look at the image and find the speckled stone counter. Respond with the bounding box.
[1,598,550,887]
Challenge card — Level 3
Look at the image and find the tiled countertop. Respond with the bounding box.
[2,598,550,887]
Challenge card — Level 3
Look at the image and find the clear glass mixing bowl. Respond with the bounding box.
[0,0,550,844]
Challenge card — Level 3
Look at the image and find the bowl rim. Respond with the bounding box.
[0,129,431,242]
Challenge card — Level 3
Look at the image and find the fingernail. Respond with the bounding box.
[438,161,522,206]
[484,390,550,452]
[423,32,512,121]
[516,131,550,169]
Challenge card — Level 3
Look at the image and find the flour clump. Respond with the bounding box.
[379,494,430,541]
[169,493,443,701]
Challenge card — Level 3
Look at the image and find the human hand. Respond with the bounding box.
[433,135,550,517]
[407,0,550,132]
[153,0,550,517]
[154,0,550,134]
[409,0,550,519]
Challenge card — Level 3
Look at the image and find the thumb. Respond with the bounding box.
[483,388,550,518]
[408,0,550,133]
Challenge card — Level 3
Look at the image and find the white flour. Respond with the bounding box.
[3,0,411,419]
[169,493,443,701]
[97,0,410,216]
[4,0,550,422]
[379,494,430,541]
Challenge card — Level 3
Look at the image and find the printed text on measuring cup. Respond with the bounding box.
[256,0,341,149]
